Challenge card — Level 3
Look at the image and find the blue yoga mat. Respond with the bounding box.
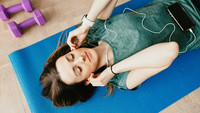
[8,0,200,113]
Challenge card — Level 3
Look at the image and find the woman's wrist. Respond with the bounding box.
[86,14,96,22]
[110,64,118,75]
[82,14,95,27]
[106,67,115,79]
[81,23,91,32]
[111,64,120,74]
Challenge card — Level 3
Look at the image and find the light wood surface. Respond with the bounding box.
[0,0,199,113]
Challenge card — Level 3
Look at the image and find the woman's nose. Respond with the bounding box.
[74,55,85,64]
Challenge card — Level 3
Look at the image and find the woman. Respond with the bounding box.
[40,0,200,107]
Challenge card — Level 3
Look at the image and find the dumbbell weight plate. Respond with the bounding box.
[0,5,9,21]
[8,21,22,37]
[33,9,46,25]
[21,0,33,12]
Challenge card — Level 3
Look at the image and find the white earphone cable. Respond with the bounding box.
[87,7,197,66]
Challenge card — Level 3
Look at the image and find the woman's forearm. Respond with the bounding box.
[97,0,118,20]
[87,0,112,21]
[112,42,179,74]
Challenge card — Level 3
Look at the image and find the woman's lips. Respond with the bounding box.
[85,51,92,62]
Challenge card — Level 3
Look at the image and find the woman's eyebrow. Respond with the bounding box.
[65,55,79,77]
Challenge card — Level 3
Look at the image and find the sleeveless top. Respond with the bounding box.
[86,0,200,90]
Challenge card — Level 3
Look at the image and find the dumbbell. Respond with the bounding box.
[8,9,46,37]
[0,0,33,21]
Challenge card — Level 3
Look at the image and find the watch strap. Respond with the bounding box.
[82,14,94,27]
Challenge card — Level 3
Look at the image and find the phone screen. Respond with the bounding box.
[167,3,195,32]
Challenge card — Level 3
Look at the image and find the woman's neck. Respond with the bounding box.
[93,43,108,70]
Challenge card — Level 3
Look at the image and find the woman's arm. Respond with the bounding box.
[112,42,179,74]
[87,0,113,21]
[67,0,117,50]
[96,0,118,20]
[126,63,171,89]
[88,42,179,87]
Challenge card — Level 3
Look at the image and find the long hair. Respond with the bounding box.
[40,39,115,107]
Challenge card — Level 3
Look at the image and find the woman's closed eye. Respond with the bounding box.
[74,66,82,77]
[76,66,82,72]
[70,54,82,74]
[70,53,74,61]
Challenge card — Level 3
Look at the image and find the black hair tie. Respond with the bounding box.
[110,64,118,75]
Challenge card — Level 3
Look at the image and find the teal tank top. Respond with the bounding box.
[86,0,200,90]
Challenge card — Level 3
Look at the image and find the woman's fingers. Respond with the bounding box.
[88,68,114,87]
[67,32,77,48]
[88,73,107,86]
[89,79,106,86]
[67,29,87,50]
[91,83,106,86]
[71,47,76,51]
[76,36,85,47]
[67,23,90,49]
[88,73,99,80]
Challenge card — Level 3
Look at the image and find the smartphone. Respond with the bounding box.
[167,3,195,32]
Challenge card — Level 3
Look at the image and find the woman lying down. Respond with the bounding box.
[40,0,200,107]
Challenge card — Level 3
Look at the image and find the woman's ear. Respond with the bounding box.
[84,72,94,86]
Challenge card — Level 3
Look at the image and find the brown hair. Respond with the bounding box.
[40,40,115,107]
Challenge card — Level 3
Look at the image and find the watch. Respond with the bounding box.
[81,14,94,27]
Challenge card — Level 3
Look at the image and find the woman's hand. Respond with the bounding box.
[67,24,90,50]
[88,67,115,86]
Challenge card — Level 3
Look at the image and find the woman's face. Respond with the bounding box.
[56,48,98,85]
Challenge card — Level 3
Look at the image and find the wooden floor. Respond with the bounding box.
[0,0,199,113]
